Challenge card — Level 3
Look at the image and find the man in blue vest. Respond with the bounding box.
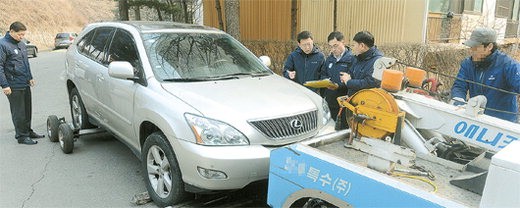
[321,31,354,124]
[451,27,520,122]
[0,21,44,145]
[283,31,325,93]
[340,31,383,96]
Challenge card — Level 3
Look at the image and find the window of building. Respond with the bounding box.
[464,0,483,13]
[512,0,520,21]
[428,0,464,14]
[496,0,514,18]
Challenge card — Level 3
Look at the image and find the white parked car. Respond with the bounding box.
[64,21,334,206]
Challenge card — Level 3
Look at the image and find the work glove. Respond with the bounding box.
[450,97,466,106]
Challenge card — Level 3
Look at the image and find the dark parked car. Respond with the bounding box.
[23,39,38,58]
[54,32,77,49]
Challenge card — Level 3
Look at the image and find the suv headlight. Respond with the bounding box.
[185,113,249,145]
[322,99,331,125]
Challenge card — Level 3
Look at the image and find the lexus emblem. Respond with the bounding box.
[290,119,303,130]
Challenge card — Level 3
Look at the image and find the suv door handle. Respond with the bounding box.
[77,60,87,68]
[96,74,104,82]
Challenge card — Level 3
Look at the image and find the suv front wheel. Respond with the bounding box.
[142,132,187,206]
[69,88,94,129]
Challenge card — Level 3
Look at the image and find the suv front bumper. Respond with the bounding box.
[174,139,272,191]
[172,121,336,191]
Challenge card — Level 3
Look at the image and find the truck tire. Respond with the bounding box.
[69,88,94,129]
[142,132,187,206]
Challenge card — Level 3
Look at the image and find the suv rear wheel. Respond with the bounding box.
[69,88,94,129]
[142,132,187,206]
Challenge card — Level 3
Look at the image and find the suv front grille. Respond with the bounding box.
[249,110,318,140]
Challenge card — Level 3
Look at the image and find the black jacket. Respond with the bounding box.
[321,49,354,109]
[0,32,32,89]
[346,46,383,96]
[283,46,325,92]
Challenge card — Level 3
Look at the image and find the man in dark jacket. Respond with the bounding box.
[340,31,383,96]
[451,27,520,122]
[283,31,325,93]
[321,31,354,121]
[0,21,44,145]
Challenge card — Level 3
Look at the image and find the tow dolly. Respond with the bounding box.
[46,115,105,154]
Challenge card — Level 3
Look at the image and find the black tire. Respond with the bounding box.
[69,88,94,129]
[32,48,38,57]
[142,132,187,206]
[47,115,60,142]
[58,123,74,154]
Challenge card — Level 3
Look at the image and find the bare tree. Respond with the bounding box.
[165,0,176,21]
[156,4,163,21]
[290,0,297,40]
[134,5,141,20]
[121,0,200,23]
[333,0,337,31]
[119,0,130,20]
[215,0,225,30]
[224,0,240,40]
[181,0,189,23]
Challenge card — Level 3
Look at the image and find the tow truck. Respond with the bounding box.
[267,58,520,207]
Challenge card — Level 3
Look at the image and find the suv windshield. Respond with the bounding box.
[142,32,271,81]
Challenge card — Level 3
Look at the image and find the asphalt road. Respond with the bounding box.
[0,50,155,208]
[0,50,269,208]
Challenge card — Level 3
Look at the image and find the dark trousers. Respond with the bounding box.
[331,107,348,130]
[7,87,33,139]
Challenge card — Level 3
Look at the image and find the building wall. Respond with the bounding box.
[300,0,427,44]
[203,0,299,41]
[203,0,427,43]
[299,0,334,43]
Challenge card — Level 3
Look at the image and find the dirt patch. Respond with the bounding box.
[0,0,116,49]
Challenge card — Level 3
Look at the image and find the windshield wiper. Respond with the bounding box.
[162,72,270,82]
[215,72,271,79]
[162,77,211,82]
[221,72,254,77]
[209,72,252,80]
[162,76,239,82]
[251,72,272,77]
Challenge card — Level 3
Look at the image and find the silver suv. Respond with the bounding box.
[54,32,77,49]
[64,21,333,206]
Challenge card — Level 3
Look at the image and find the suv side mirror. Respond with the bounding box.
[259,56,271,67]
[108,61,135,80]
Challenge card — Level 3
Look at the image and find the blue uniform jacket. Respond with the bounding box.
[0,32,32,89]
[451,50,520,122]
[320,49,354,109]
[283,46,325,91]
[346,46,383,96]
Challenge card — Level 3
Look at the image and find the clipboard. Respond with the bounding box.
[304,79,338,88]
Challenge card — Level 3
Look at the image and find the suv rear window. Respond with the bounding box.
[56,33,70,38]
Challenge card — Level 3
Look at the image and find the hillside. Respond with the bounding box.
[0,0,117,49]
